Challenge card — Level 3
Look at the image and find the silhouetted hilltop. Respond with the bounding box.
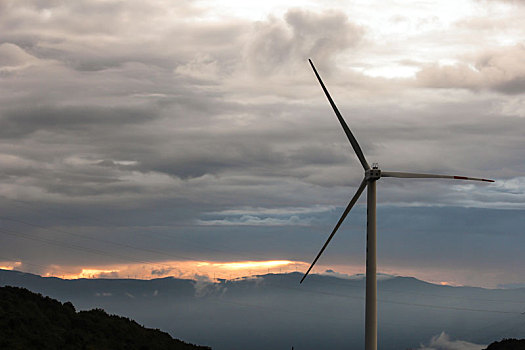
[485,339,525,350]
[0,286,211,350]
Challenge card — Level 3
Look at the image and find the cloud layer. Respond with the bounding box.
[0,0,524,287]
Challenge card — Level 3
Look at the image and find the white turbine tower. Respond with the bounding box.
[300,59,494,350]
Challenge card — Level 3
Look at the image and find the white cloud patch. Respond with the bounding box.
[197,215,309,226]
[174,53,221,81]
[453,177,525,209]
[495,95,525,117]
[0,43,41,73]
[208,205,335,216]
[417,332,486,350]
[193,274,226,298]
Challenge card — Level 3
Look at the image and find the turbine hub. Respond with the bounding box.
[366,167,381,181]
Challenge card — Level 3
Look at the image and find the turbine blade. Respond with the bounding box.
[381,171,494,183]
[300,178,368,284]
[309,59,370,171]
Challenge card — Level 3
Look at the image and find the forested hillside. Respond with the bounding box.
[0,286,211,350]
[485,339,525,350]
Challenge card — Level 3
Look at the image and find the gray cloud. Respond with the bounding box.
[0,1,212,71]
[244,9,364,76]
[0,105,155,138]
[416,44,525,94]
[151,267,175,276]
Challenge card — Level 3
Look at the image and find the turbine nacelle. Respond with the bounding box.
[365,167,381,181]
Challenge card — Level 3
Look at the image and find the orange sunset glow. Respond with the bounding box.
[32,260,309,281]
[1,259,464,286]
[0,261,22,271]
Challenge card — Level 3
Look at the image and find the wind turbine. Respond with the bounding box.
[300,59,494,350]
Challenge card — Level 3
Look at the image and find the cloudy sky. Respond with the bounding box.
[0,0,524,288]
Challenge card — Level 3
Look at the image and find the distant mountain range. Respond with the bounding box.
[1,269,524,350]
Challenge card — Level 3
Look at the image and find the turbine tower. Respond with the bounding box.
[300,59,494,350]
